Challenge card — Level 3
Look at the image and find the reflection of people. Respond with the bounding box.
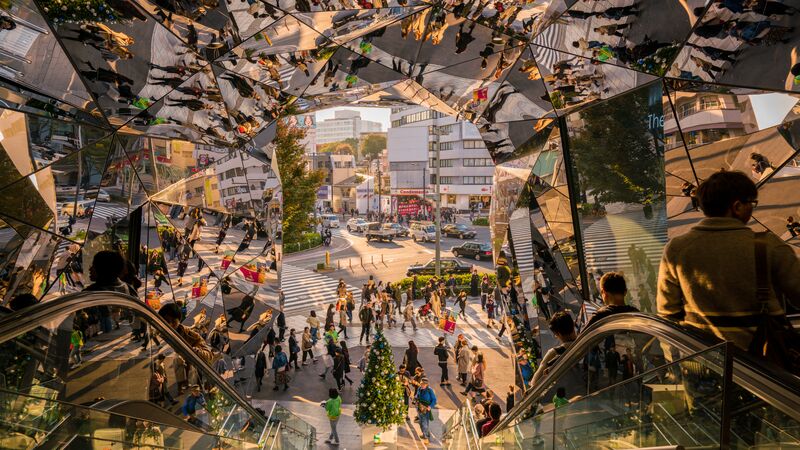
[787,216,800,237]
[584,272,639,330]
[227,294,255,333]
[181,385,206,427]
[158,303,215,364]
[657,170,800,350]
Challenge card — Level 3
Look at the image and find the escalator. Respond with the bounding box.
[446,313,800,449]
[0,291,315,449]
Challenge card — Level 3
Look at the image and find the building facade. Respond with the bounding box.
[388,106,493,213]
[316,110,383,145]
[307,153,358,212]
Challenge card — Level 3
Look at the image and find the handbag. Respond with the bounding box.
[748,232,800,373]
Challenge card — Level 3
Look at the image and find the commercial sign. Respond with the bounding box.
[317,185,331,200]
[392,188,425,195]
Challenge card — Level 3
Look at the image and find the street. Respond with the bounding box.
[281,215,494,315]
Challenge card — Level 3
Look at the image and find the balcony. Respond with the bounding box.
[664,108,742,134]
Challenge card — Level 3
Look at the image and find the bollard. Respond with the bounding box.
[337,259,341,270]
[371,255,374,265]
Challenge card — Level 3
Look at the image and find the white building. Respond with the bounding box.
[388,106,493,213]
[316,110,383,145]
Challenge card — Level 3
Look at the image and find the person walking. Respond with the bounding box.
[402,299,417,331]
[307,311,320,346]
[434,337,451,386]
[325,304,336,332]
[332,348,346,390]
[255,348,268,392]
[323,388,342,445]
[657,170,800,351]
[486,294,497,328]
[462,352,486,395]
[288,328,300,370]
[415,378,437,445]
[301,327,314,365]
[340,341,355,386]
[480,276,491,310]
[404,340,421,374]
[338,299,349,339]
[276,309,287,342]
[456,336,470,385]
[457,291,468,318]
[359,302,374,345]
[272,345,290,391]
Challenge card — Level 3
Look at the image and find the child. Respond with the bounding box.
[486,294,496,328]
[322,388,342,445]
[506,385,516,413]
[553,387,569,408]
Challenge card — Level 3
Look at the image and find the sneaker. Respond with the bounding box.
[422,438,430,445]
[302,362,309,366]
[324,439,332,444]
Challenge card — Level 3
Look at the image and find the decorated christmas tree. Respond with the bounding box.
[354,329,405,430]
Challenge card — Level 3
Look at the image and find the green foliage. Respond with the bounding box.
[394,273,497,296]
[283,231,322,253]
[275,122,325,248]
[569,86,664,206]
[361,134,387,161]
[471,217,489,226]
[354,330,405,429]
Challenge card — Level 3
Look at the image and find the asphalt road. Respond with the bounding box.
[285,216,495,287]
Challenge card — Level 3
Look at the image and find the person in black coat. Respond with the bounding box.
[277,310,286,342]
[255,350,267,392]
[288,329,300,369]
[332,349,346,390]
[470,271,480,297]
[404,340,421,374]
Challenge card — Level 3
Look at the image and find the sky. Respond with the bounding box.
[315,107,392,131]
[750,93,798,129]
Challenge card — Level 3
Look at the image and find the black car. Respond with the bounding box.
[406,258,472,276]
[451,242,493,261]
[442,223,476,239]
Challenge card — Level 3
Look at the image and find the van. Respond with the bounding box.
[409,221,436,243]
[321,214,339,228]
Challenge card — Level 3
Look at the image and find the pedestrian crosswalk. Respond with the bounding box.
[89,203,130,225]
[280,263,361,315]
[508,209,536,276]
[581,211,667,275]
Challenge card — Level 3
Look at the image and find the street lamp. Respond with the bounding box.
[434,126,441,277]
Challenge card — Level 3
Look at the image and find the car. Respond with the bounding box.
[451,242,493,261]
[406,258,472,277]
[409,221,436,242]
[96,189,110,202]
[346,218,368,232]
[442,223,477,239]
[321,214,340,228]
[365,222,397,242]
[384,222,409,237]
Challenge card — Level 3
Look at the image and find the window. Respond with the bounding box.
[679,102,697,118]
[699,96,720,110]
[440,159,454,167]
[439,176,457,184]
[447,194,456,204]
[463,140,486,149]
[439,141,454,151]
[463,158,492,167]
[463,176,492,184]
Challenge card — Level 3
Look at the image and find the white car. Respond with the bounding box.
[96,189,110,202]
[346,218,368,232]
[321,214,340,228]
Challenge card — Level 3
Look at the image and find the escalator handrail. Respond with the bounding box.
[0,291,268,430]
[490,312,800,436]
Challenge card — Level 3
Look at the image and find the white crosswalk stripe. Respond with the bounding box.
[581,212,667,275]
[280,263,360,315]
[89,203,129,224]
[508,211,536,276]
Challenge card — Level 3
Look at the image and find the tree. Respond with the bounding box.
[568,86,665,207]
[275,120,325,247]
[317,141,354,155]
[361,134,387,161]
[354,329,406,430]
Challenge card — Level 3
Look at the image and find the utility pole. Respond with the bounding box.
[377,165,382,221]
[434,125,442,277]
